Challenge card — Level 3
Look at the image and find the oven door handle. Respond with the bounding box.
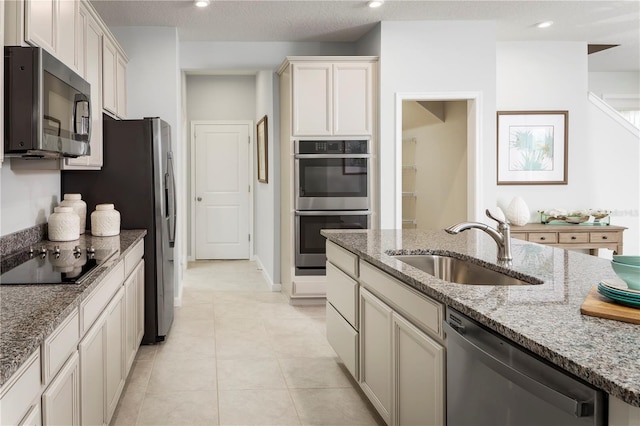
[294,154,371,159]
[295,210,371,216]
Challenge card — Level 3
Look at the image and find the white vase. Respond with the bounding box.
[60,193,87,234]
[91,204,121,237]
[48,206,80,241]
[506,197,530,226]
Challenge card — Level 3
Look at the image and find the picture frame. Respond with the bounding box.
[497,111,568,185]
[256,115,268,183]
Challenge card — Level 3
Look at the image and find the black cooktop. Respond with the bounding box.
[0,246,117,285]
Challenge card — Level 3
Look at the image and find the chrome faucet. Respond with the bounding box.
[445,209,513,263]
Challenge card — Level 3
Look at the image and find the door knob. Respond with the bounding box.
[197,197,202,201]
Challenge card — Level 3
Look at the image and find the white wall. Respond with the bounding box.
[377,21,497,228]
[254,71,280,286]
[589,72,640,97]
[0,166,60,236]
[496,42,591,219]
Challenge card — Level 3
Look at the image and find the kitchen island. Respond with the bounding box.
[322,228,640,421]
[0,229,146,425]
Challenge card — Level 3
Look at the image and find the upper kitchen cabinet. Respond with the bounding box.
[5,0,79,72]
[63,1,103,169]
[283,57,377,137]
[102,34,128,119]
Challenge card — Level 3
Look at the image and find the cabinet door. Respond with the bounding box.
[116,54,127,118]
[102,36,117,115]
[124,261,143,375]
[292,63,332,136]
[42,351,80,426]
[392,313,445,426]
[19,402,42,426]
[79,311,106,426]
[56,0,77,71]
[333,62,373,136]
[25,0,56,54]
[359,287,392,424]
[64,8,103,169]
[135,260,145,346]
[105,288,125,423]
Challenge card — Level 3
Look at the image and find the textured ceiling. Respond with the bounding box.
[90,0,640,71]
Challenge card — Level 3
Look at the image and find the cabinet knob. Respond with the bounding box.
[540,237,546,241]
[571,236,576,240]
[197,197,202,202]
[602,236,608,240]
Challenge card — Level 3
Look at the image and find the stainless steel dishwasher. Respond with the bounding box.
[444,307,605,426]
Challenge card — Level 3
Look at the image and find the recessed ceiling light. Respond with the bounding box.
[368,0,384,8]
[536,21,554,29]
[194,0,210,7]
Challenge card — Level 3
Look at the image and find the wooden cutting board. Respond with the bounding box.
[581,287,640,325]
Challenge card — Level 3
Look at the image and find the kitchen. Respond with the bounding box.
[2,0,640,425]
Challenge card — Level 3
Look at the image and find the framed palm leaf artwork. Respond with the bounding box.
[497,111,568,185]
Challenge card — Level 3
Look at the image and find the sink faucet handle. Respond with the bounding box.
[485,209,508,227]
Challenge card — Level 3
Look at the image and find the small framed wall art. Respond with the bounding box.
[497,110,568,185]
[257,115,268,183]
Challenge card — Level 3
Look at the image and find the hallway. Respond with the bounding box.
[111,260,383,425]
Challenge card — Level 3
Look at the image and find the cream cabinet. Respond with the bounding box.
[63,2,103,169]
[291,60,374,136]
[124,259,145,375]
[105,287,126,423]
[103,35,128,118]
[41,351,80,426]
[5,0,79,72]
[79,307,107,426]
[609,395,640,426]
[0,351,41,426]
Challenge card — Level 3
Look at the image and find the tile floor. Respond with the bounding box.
[111,260,384,426]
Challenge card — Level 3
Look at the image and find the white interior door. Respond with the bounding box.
[194,123,250,259]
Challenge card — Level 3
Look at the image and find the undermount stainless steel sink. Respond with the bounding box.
[392,254,541,286]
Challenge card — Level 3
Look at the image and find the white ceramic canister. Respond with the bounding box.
[48,206,80,241]
[91,204,121,237]
[60,193,87,234]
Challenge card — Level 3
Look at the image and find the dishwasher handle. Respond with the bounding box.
[443,320,593,418]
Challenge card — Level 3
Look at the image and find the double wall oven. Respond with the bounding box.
[294,140,371,275]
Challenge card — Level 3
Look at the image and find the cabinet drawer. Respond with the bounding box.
[43,309,79,385]
[326,262,358,328]
[359,261,443,339]
[0,350,41,426]
[326,241,358,278]
[558,233,589,244]
[590,232,619,243]
[527,232,557,244]
[511,233,527,241]
[124,239,144,277]
[326,303,358,380]
[80,261,125,334]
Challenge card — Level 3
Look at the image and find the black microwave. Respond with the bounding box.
[4,46,91,158]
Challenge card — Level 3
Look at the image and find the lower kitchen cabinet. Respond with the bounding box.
[105,287,126,423]
[392,313,444,426]
[42,352,80,426]
[360,287,392,424]
[124,259,144,374]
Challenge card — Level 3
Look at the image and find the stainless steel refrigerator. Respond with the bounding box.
[62,115,176,344]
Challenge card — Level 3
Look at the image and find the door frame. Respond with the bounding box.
[395,92,483,227]
[189,120,254,261]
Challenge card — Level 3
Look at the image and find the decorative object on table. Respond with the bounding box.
[539,209,610,225]
[60,193,87,234]
[497,111,568,185]
[505,196,530,226]
[91,204,121,236]
[257,115,268,183]
[48,206,80,241]
[610,261,640,290]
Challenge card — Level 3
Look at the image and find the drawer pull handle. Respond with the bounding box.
[602,236,608,240]
[571,236,576,240]
[540,237,546,241]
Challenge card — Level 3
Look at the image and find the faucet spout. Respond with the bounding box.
[445,210,513,262]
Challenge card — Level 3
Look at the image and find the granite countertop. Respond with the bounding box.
[321,229,640,407]
[0,229,146,387]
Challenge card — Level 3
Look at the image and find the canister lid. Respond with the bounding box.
[63,193,82,200]
[96,204,115,211]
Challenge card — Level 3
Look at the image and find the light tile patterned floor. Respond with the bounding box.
[111,260,384,426]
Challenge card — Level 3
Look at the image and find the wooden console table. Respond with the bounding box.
[510,223,626,255]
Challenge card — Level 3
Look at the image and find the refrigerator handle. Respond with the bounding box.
[166,151,177,247]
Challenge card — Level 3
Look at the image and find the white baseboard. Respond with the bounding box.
[253,255,281,292]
